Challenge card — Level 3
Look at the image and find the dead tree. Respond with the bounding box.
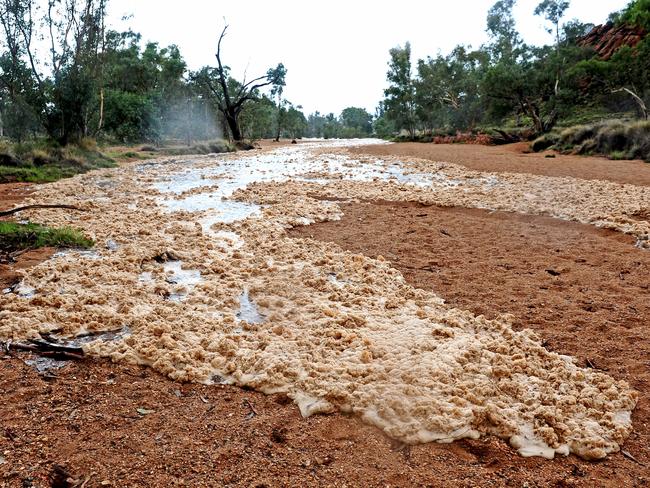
[612,87,648,120]
[204,24,285,142]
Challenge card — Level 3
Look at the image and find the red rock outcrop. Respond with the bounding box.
[579,22,647,60]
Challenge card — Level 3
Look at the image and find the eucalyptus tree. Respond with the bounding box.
[383,42,416,138]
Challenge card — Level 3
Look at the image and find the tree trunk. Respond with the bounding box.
[97,88,104,134]
[225,111,242,141]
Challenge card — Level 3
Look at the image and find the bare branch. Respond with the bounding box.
[612,87,648,120]
[0,204,86,217]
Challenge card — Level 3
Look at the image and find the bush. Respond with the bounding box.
[550,120,650,162]
[531,133,559,152]
[0,138,116,183]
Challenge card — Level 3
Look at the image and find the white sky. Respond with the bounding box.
[108,0,628,115]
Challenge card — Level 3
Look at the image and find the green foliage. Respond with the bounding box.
[103,90,158,142]
[618,0,650,29]
[0,221,93,251]
[305,108,375,139]
[340,107,373,137]
[383,43,417,138]
[379,0,648,139]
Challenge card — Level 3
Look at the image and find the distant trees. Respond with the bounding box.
[0,0,108,143]
[0,6,300,145]
[305,107,373,138]
[378,0,650,138]
[340,107,373,136]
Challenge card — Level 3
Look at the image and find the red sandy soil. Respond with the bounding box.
[2,148,650,487]
[349,142,650,186]
[0,183,34,211]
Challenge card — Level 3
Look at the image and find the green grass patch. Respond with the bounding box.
[0,221,93,252]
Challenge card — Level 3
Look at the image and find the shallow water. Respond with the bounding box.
[236,289,265,324]
[163,260,202,302]
[149,139,495,227]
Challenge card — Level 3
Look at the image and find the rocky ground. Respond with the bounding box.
[1,141,648,487]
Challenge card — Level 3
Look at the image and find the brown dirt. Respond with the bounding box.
[0,183,34,211]
[349,142,650,186]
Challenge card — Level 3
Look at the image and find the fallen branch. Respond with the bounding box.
[243,398,258,417]
[0,204,85,217]
[2,339,84,360]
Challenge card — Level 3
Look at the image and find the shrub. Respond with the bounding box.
[531,133,559,152]
[552,120,650,162]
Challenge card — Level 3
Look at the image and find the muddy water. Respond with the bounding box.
[0,139,644,461]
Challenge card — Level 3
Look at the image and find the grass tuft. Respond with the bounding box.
[0,221,94,251]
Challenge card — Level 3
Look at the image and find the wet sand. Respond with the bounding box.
[350,142,650,186]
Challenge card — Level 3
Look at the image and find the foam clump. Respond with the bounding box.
[0,140,640,461]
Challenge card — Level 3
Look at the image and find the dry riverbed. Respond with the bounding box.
[1,140,649,487]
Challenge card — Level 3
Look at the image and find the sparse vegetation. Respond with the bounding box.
[0,139,115,183]
[531,120,650,161]
[0,221,93,251]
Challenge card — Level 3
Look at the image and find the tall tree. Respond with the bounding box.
[534,0,570,94]
[383,42,416,138]
[486,0,522,62]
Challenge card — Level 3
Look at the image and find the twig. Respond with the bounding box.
[621,450,645,466]
[78,473,94,488]
[0,204,85,217]
[243,398,258,416]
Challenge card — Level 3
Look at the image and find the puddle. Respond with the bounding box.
[22,327,132,373]
[163,261,202,302]
[24,357,68,373]
[105,239,119,251]
[327,272,347,289]
[236,289,265,324]
[139,271,153,283]
[53,249,101,260]
[7,283,37,298]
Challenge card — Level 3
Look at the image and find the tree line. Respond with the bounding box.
[0,1,375,146]
[377,0,650,140]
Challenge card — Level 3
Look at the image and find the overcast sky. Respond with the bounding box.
[107,0,628,115]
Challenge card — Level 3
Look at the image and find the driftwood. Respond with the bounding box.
[0,204,85,217]
[2,338,84,360]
